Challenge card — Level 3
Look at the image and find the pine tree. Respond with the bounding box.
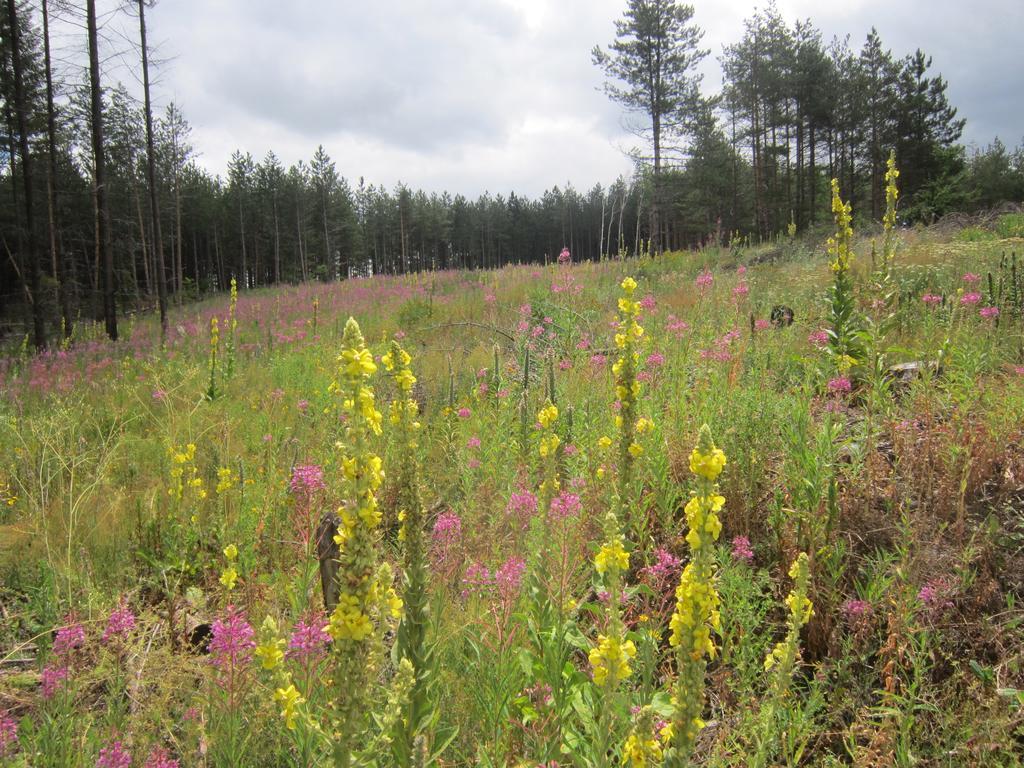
[593,0,707,253]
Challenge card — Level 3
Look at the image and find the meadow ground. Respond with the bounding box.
[1,214,1024,766]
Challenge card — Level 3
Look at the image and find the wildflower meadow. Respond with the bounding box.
[2,166,1024,767]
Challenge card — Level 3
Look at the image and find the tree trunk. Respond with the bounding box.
[42,0,71,338]
[7,0,46,348]
[273,193,281,283]
[139,0,168,338]
[87,0,116,340]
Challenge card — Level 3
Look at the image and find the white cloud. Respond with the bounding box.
[75,0,1023,195]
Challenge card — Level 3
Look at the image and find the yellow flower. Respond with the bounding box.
[223,544,238,561]
[621,276,637,294]
[219,567,238,591]
[594,539,630,575]
[689,447,726,481]
[589,634,637,686]
[598,435,612,449]
[274,685,304,730]
[255,638,285,670]
[537,403,559,429]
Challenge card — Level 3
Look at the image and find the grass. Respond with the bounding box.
[1,222,1023,766]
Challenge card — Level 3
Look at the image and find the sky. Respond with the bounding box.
[92,0,1024,197]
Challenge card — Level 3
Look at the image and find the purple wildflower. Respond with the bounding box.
[495,557,527,599]
[980,306,1000,319]
[506,491,537,523]
[457,407,472,419]
[842,599,872,623]
[960,291,982,306]
[143,747,180,768]
[828,376,852,394]
[808,329,829,347]
[643,549,681,583]
[731,536,754,564]
[208,606,256,671]
[921,293,942,307]
[0,712,18,758]
[53,618,86,656]
[695,269,714,291]
[287,613,331,662]
[102,601,136,643]
[96,740,132,768]
[549,492,581,521]
[40,664,68,699]
[290,464,326,497]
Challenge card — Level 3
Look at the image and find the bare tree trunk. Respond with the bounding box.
[273,193,280,283]
[7,0,46,348]
[42,0,71,338]
[139,0,168,338]
[134,184,151,295]
[238,193,247,288]
[86,0,116,340]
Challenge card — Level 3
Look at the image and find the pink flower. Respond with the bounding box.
[1015,366,1024,376]
[432,511,462,546]
[484,293,496,304]
[495,556,527,598]
[287,612,330,662]
[960,292,982,306]
[297,399,310,413]
[918,578,953,611]
[40,664,68,699]
[828,376,852,394]
[642,549,681,583]
[290,464,325,497]
[666,315,690,336]
[506,491,537,522]
[519,304,532,316]
[731,536,754,564]
[695,269,713,291]
[96,740,132,768]
[737,265,747,277]
[143,746,180,768]
[461,563,492,598]
[466,436,481,450]
[590,354,607,367]
[640,294,656,312]
[557,247,572,264]
[921,293,942,307]
[808,330,829,347]
[645,352,665,368]
[102,601,136,643]
[754,319,771,331]
[979,306,1000,319]
[457,407,471,419]
[962,272,980,284]
[53,618,86,656]
[467,458,481,469]
[549,492,581,521]
[0,712,17,759]
[152,389,167,401]
[732,282,749,298]
[208,606,256,672]
[842,599,872,621]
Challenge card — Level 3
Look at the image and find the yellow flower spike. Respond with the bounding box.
[274,685,304,730]
[621,276,637,294]
[223,544,238,561]
[594,538,630,575]
[537,403,559,429]
[219,567,238,591]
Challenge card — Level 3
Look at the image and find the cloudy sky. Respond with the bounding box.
[114,0,1023,196]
